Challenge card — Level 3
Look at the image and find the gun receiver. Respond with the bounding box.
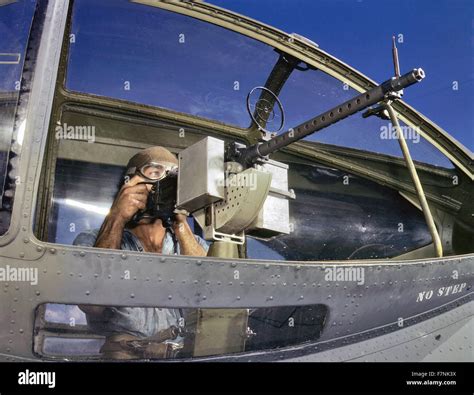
[232,68,425,166]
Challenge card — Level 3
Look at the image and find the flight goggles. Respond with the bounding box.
[128,161,178,182]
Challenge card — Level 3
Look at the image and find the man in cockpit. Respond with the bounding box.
[73,146,208,359]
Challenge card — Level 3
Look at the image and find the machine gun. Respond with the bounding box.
[152,39,426,246]
[169,42,424,245]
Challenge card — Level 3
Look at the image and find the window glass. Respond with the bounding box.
[47,158,123,244]
[0,0,37,234]
[66,0,455,170]
[247,161,433,261]
[66,0,279,128]
[35,303,327,360]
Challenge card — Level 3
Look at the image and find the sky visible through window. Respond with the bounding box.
[211,0,474,152]
[64,0,456,167]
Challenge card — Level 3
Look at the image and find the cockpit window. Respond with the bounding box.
[247,159,433,261]
[66,0,279,128]
[35,303,327,360]
[0,0,37,235]
[66,0,455,171]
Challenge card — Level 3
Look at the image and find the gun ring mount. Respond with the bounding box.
[246,86,285,134]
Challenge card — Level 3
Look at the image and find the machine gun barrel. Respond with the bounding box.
[237,68,425,165]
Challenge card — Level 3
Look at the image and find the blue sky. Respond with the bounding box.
[1,0,472,153]
[210,0,474,152]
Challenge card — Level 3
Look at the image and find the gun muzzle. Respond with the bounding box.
[381,68,425,93]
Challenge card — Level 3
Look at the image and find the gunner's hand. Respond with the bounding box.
[109,175,150,224]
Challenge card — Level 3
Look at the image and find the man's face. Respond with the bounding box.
[131,161,178,192]
[136,161,177,180]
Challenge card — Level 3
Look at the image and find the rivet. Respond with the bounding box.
[264,264,269,269]
[168,295,172,300]
[94,274,98,278]
[19,252,25,258]
[196,260,202,266]
[79,251,85,257]
[130,293,135,298]
[23,238,29,243]
[19,329,24,334]
[36,246,43,252]
[57,271,61,275]
[202,295,207,300]
[85,291,90,296]
[236,296,241,300]
[268,296,273,301]
[35,291,40,296]
[49,248,56,254]
[121,254,127,260]
[160,257,166,263]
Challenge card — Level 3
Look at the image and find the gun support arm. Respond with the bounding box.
[384,102,443,257]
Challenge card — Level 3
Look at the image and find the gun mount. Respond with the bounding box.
[174,68,425,243]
